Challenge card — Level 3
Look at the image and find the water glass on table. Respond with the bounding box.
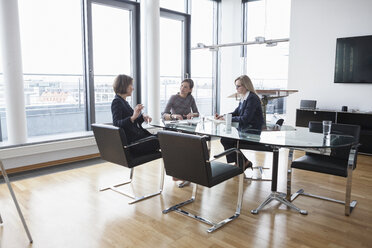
[322,120,332,136]
[225,113,232,130]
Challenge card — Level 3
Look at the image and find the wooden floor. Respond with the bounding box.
[1,140,372,248]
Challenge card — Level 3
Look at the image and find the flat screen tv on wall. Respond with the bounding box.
[334,35,372,84]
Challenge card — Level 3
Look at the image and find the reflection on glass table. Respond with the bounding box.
[149,118,357,215]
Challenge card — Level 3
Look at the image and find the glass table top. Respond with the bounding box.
[149,118,357,149]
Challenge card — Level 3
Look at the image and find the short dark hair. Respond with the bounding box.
[182,78,194,95]
[182,78,194,89]
[113,74,133,94]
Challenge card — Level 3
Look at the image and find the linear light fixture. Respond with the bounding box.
[192,37,289,51]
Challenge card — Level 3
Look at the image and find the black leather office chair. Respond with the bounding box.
[92,123,164,204]
[239,118,284,181]
[163,122,213,188]
[288,121,360,215]
[157,130,244,233]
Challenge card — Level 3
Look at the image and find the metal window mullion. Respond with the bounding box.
[185,14,191,79]
[82,0,95,130]
[185,0,191,14]
[241,1,248,75]
[131,2,141,105]
[213,0,221,115]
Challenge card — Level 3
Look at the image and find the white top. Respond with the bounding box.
[240,91,250,104]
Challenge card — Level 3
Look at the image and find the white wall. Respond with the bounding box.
[286,0,372,125]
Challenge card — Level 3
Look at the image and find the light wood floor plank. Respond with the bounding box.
[1,140,372,248]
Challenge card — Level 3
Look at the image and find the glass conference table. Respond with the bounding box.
[149,118,357,215]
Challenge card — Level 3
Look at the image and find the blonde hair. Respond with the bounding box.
[234,75,257,95]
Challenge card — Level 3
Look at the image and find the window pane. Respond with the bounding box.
[246,42,289,89]
[91,4,132,124]
[191,0,214,116]
[18,0,85,139]
[160,0,185,13]
[246,0,291,117]
[191,0,214,46]
[160,17,183,112]
[247,0,291,40]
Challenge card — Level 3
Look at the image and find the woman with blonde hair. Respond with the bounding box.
[215,75,264,169]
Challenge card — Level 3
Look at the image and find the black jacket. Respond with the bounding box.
[231,92,264,130]
[111,95,151,144]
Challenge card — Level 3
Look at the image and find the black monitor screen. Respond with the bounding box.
[334,35,372,84]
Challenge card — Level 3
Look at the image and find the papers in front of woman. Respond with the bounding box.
[206,116,225,124]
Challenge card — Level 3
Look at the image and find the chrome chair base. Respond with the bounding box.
[163,174,244,233]
[290,189,357,214]
[251,191,308,215]
[100,166,164,204]
[0,161,33,243]
[104,186,163,204]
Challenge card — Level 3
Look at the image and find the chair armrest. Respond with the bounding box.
[209,148,243,164]
[211,148,242,161]
[124,135,158,148]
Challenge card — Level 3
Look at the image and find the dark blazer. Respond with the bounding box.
[111,94,151,144]
[230,92,264,130]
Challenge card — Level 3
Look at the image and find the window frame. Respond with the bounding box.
[82,0,140,130]
[159,8,191,80]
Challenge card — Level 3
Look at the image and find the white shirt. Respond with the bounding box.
[240,91,250,104]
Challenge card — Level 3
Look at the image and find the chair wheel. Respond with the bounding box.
[300,210,308,215]
[251,209,258,214]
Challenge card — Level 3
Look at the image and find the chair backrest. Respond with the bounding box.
[92,123,131,167]
[276,118,284,126]
[308,121,360,167]
[157,130,211,186]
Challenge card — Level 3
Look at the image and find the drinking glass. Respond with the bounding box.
[225,113,232,126]
[322,120,332,136]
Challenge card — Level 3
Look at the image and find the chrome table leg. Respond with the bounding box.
[251,148,307,215]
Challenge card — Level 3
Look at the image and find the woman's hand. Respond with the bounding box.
[214,113,224,120]
[131,104,144,122]
[143,114,152,123]
[173,114,183,120]
[185,113,194,119]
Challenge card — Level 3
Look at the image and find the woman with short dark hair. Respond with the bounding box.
[162,78,199,120]
[111,74,159,155]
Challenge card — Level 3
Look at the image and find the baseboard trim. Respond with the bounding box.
[1,153,101,175]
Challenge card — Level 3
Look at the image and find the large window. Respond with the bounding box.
[159,0,218,117]
[85,0,140,127]
[17,0,85,139]
[90,2,132,124]
[244,0,291,116]
[190,0,217,116]
[160,0,186,13]
[159,9,190,114]
[0,0,140,141]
